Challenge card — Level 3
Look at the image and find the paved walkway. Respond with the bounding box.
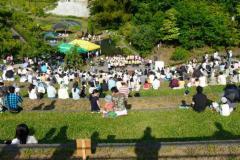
[11,27,27,43]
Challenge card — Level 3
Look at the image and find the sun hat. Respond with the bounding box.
[221,97,228,104]
[104,95,112,102]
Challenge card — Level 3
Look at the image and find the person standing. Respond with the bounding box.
[119,82,130,98]
[89,89,100,113]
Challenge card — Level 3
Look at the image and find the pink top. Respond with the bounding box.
[104,102,114,110]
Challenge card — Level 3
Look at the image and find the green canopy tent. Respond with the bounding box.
[58,43,88,54]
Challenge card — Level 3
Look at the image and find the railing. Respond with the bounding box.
[1,139,240,159]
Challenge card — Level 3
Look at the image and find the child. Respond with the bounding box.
[102,95,114,116]
[211,97,233,116]
[219,97,233,116]
[89,89,100,113]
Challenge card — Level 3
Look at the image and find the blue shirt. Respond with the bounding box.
[108,79,116,90]
[4,93,22,110]
[41,65,47,73]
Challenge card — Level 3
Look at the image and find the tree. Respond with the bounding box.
[129,25,157,56]
[64,48,84,70]
[176,0,239,49]
[160,8,179,43]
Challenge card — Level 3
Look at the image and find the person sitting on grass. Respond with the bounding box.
[192,86,208,112]
[0,80,8,96]
[217,72,227,85]
[47,83,57,99]
[169,75,179,89]
[58,83,69,99]
[102,95,114,117]
[111,87,128,116]
[219,97,233,116]
[28,84,37,100]
[4,86,23,113]
[11,124,38,144]
[152,77,160,90]
[89,89,100,113]
[143,80,151,90]
[72,82,80,100]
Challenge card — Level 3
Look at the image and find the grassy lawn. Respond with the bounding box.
[0,108,240,144]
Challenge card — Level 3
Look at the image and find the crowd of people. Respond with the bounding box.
[106,55,144,69]
[0,49,239,117]
[1,49,240,149]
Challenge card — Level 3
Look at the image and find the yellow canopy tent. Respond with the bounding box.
[70,39,100,52]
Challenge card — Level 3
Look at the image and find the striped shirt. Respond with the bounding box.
[119,86,129,98]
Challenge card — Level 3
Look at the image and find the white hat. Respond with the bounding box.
[221,97,228,104]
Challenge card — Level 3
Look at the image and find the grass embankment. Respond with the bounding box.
[0,83,240,159]
[16,82,225,111]
[0,108,240,144]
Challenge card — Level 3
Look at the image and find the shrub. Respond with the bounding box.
[171,47,189,61]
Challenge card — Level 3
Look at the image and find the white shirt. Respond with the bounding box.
[218,75,227,85]
[47,85,57,98]
[11,136,38,144]
[88,87,96,94]
[29,88,37,100]
[149,75,155,84]
[63,76,69,85]
[58,87,69,99]
[199,76,207,87]
[72,88,80,100]
[27,74,33,83]
[116,81,122,90]
[220,104,233,116]
[152,79,160,90]
[20,76,27,82]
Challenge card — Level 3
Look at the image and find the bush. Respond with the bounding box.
[171,47,189,61]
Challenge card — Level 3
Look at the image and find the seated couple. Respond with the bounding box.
[192,86,234,116]
[0,86,23,113]
[89,87,128,117]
